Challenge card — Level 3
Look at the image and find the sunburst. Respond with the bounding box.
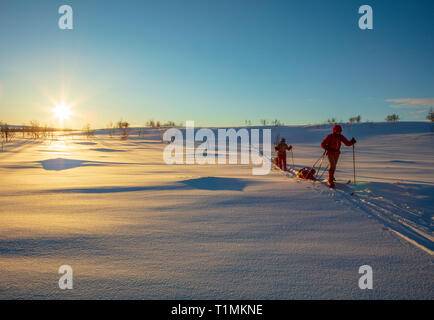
[52,103,72,121]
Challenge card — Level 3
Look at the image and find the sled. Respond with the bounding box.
[296,167,316,180]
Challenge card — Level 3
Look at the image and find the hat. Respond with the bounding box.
[333,125,342,133]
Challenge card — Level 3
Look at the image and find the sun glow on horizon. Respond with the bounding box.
[52,103,72,121]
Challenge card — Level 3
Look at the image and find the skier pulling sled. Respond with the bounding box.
[321,125,356,188]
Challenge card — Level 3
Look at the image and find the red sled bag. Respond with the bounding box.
[296,167,316,180]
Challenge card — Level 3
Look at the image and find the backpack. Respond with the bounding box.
[296,167,316,180]
[277,142,288,154]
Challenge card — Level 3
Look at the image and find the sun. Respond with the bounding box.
[52,103,72,121]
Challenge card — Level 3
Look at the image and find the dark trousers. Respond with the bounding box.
[327,153,340,181]
[278,153,287,171]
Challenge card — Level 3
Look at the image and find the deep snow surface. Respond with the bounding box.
[0,122,433,299]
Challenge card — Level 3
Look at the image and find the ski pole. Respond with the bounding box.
[291,149,295,170]
[352,144,356,184]
[308,151,326,178]
[311,151,326,168]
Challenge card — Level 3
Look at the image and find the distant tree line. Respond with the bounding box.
[349,115,361,123]
[105,119,180,140]
[106,120,130,140]
[146,120,177,128]
[385,114,400,122]
[0,121,68,151]
[427,107,434,122]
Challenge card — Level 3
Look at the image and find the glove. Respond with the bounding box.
[289,145,293,150]
[351,138,356,144]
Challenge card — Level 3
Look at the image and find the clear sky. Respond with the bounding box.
[0,0,433,128]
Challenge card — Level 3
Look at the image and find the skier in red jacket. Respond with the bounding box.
[275,138,292,171]
[321,125,356,188]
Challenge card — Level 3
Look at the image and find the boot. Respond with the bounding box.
[328,169,336,188]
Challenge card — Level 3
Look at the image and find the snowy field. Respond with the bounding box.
[0,122,433,299]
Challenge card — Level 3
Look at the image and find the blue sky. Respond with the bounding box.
[0,0,433,127]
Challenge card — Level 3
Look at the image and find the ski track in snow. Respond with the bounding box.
[275,165,434,256]
[326,184,433,255]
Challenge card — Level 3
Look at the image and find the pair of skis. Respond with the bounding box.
[326,179,351,188]
[274,163,354,195]
[323,178,355,196]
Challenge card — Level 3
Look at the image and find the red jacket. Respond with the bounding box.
[321,133,353,155]
[275,142,292,156]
